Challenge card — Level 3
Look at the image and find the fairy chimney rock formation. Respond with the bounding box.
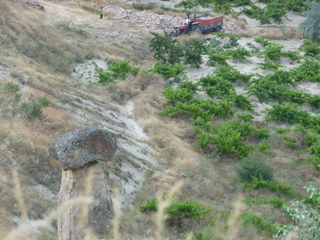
[49,128,117,240]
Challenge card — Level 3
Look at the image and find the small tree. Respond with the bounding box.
[149,31,182,65]
[236,152,274,182]
[297,1,320,41]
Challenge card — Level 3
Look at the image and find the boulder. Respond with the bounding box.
[49,128,117,170]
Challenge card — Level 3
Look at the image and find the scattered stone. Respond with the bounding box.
[104,5,182,31]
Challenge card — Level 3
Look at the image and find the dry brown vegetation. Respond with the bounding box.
[0,0,319,239]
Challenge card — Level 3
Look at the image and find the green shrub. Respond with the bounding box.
[212,120,255,157]
[285,0,307,13]
[207,50,230,66]
[174,0,199,9]
[247,77,288,102]
[192,117,215,134]
[242,2,288,24]
[222,40,238,49]
[241,211,278,236]
[254,128,271,139]
[298,38,320,57]
[241,177,294,195]
[179,81,199,93]
[206,38,222,50]
[227,47,252,62]
[283,135,298,149]
[242,4,269,24]
[264,2,288,24]
[212,0,233,15]
[20,97,51,120]
[265,103,311,125]
[246,196,287,209]
[257,142,274,154]
[236,154,274,182]
[3,82,21,101]
[214,65,253,83]
[264,43,284,61]
[149,31,182,65]
[237,113,254,122]
[290,59,320,82]
[297,1,320,42]
[182,39,206,68]
[160,102,213,120]
[95,59,139,85]
[229,34,242,43]
[308,139,320,157]
[310,155,320,170]
[228,94,254,112]
[202,77,235,98]
[282,50,303,63]
[277,127,292,134]
[95,70,116,85]
[148,62,187,80]
[254,37,272,47]
[107,59,137,79]
[162,87,194,104]
[139,196,211,220]
[257,60,283,71]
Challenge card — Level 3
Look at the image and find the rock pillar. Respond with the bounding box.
[49,129,117,240]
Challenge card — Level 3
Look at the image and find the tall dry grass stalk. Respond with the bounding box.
[3,169,97,240]
[112,186,121,240]
[3,170,58,240]
[154,180,183,240]
[224,194,246,240]
[12,170,28,220]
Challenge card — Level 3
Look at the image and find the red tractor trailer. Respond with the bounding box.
[172,12,223,37]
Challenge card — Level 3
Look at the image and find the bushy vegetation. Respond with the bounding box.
[241,211,278,236]
[149,31,206,68]
[146,62,187,81]
[0,82,50,120]
[297,1,320,42]
[139,196,211,224]
[175,0,307,24]
[95,59,140,85]
[20,97,51,120]
[236,153,274,182]
[241,177,295,195]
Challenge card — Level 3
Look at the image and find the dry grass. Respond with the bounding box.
[1,0,320,239]
[234,26,297,39]
[42,107,68,124]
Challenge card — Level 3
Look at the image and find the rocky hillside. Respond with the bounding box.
[1,0,320,239]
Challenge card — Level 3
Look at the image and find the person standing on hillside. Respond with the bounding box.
[186,17,192,32]
[100,7,104,19]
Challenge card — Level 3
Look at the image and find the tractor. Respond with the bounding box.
[172,12,223,37]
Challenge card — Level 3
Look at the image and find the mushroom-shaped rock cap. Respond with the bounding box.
[49,129,117,171]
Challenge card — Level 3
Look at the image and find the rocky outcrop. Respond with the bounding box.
[49,128,117,170]
[49,128,117,240]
